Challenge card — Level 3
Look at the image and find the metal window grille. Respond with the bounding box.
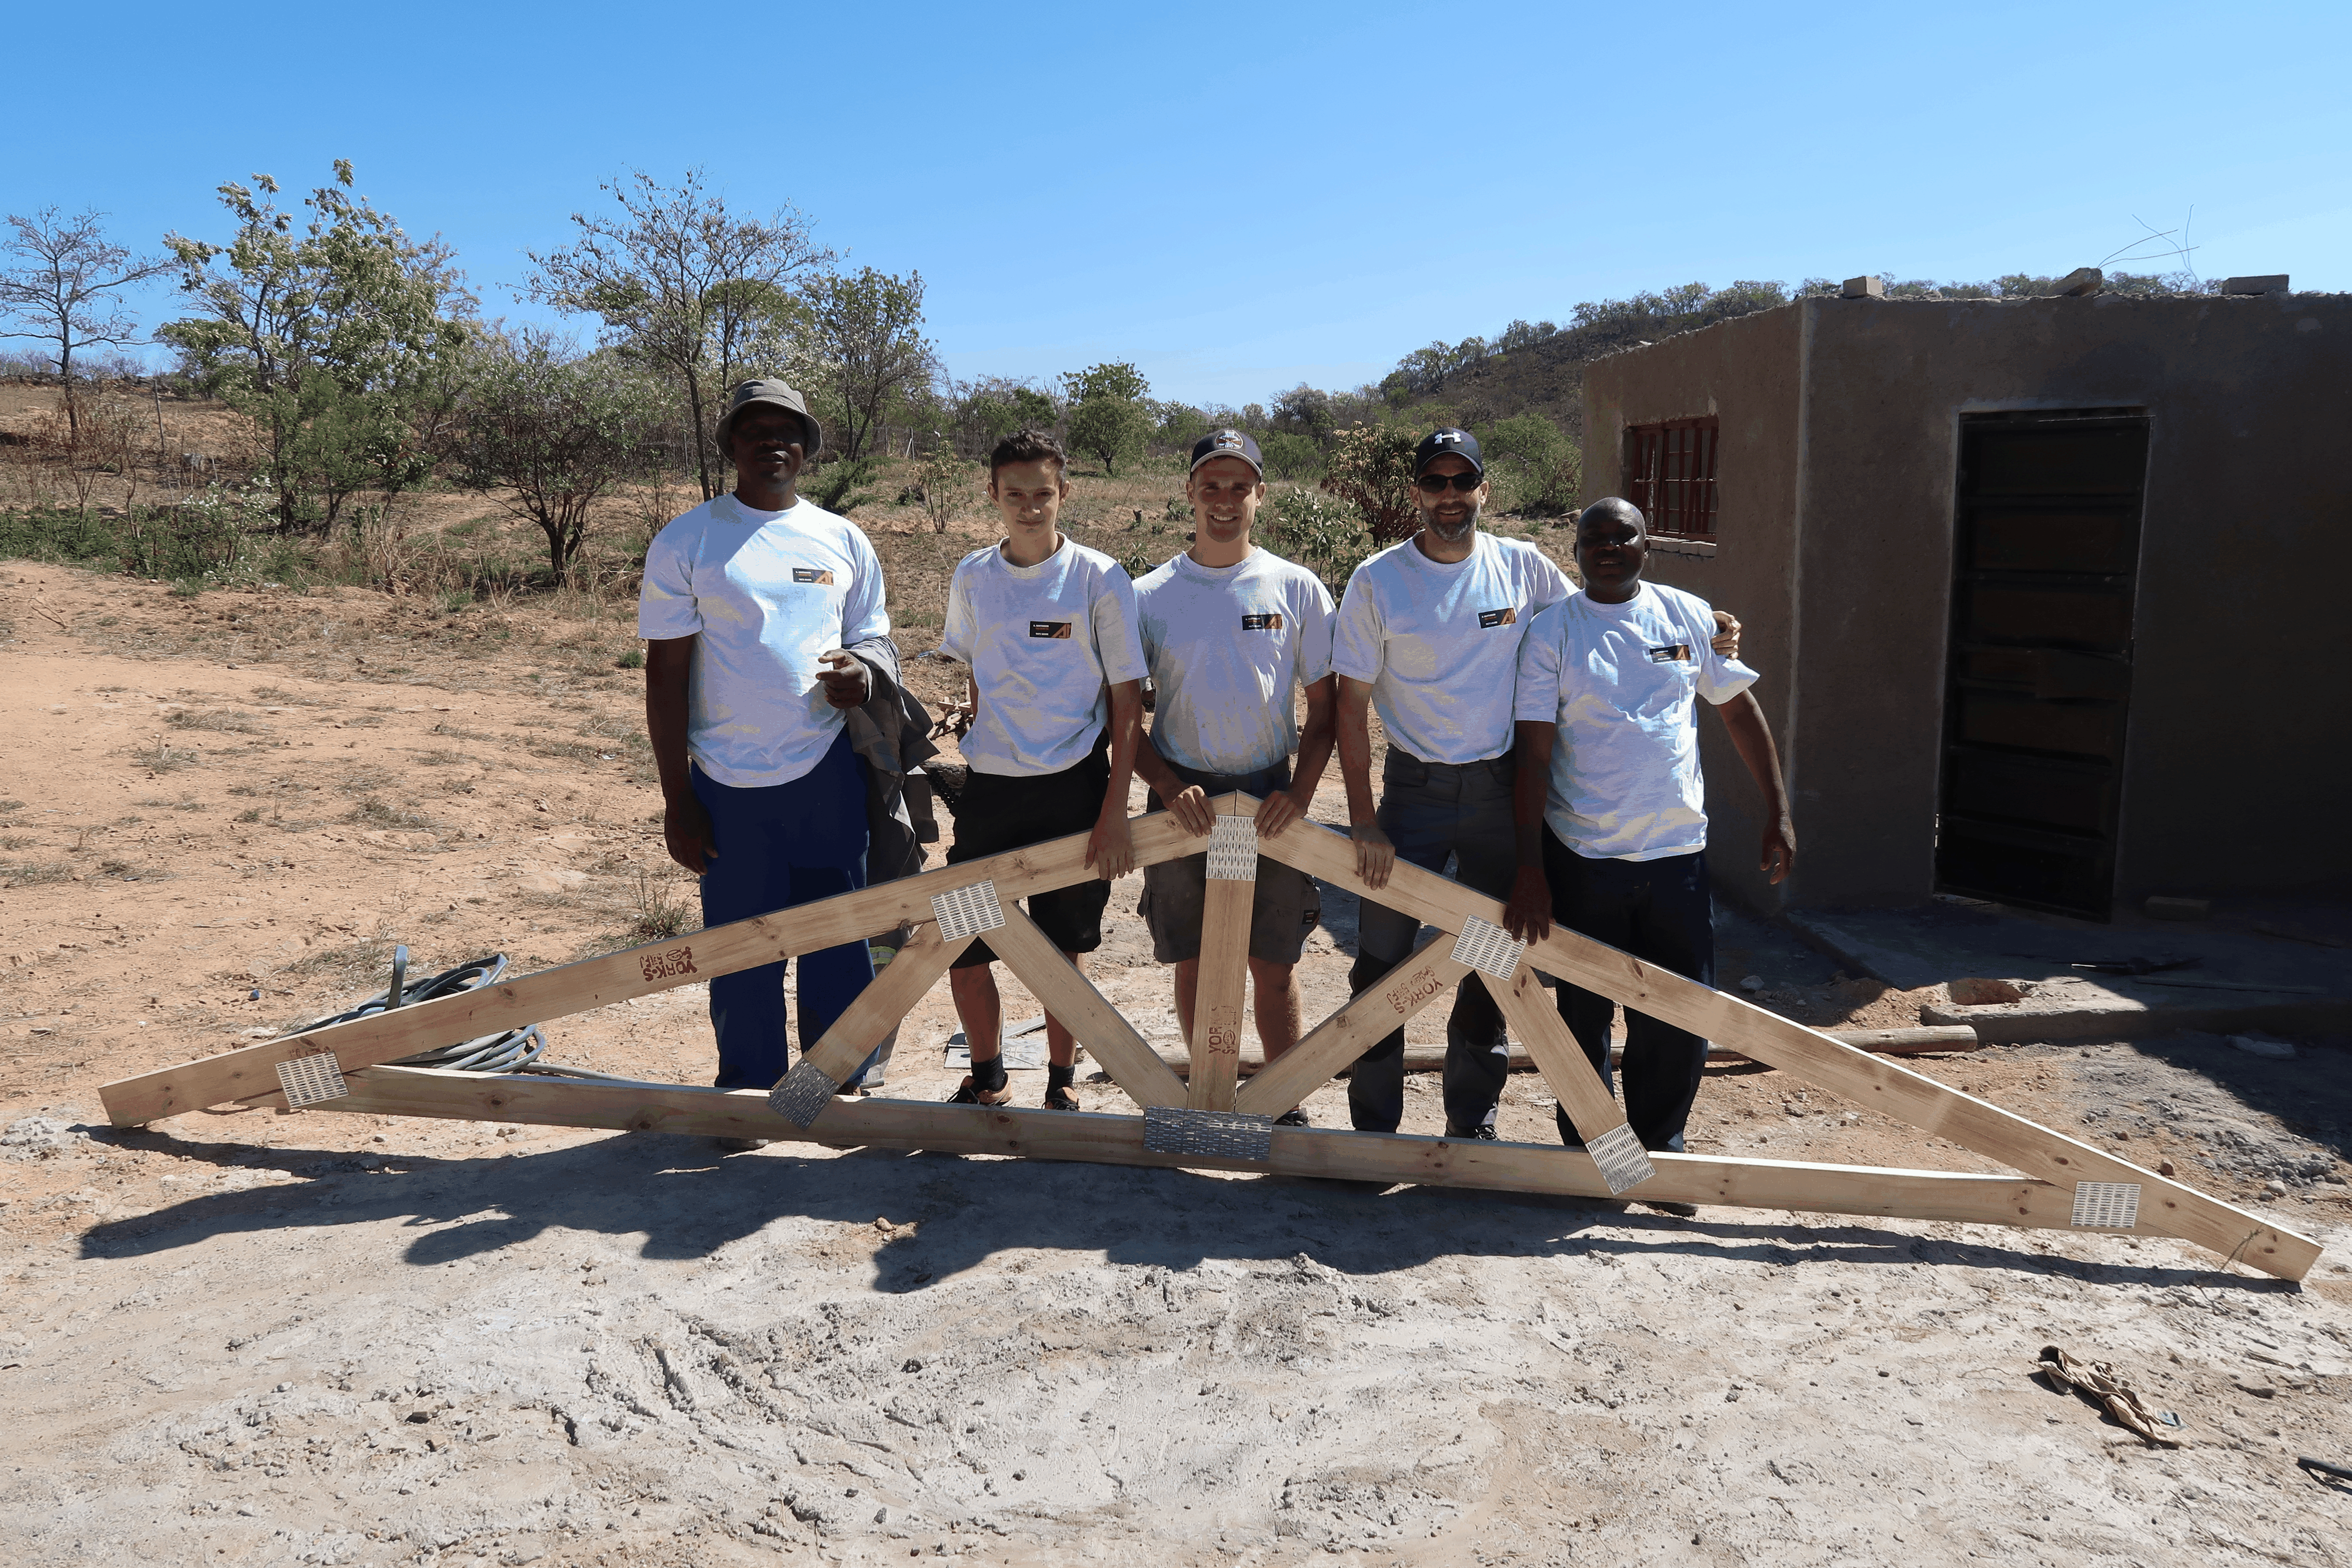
[1624,418,1720,540]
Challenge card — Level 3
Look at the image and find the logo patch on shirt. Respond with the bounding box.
[1240,613,1284,631]
[791,568,835,586]
[1647,643,1692,663]
[1477,607,1517,629]
[1028,620,1073,640]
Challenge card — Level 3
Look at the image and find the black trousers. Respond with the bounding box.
[1543,830,1713,1153]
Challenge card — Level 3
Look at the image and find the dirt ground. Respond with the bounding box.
[4,554,2351,1568]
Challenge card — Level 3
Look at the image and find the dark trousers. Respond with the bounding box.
[1543,830,1713,1152]
[1347,751,1517,1135]
[691,730,874,1091]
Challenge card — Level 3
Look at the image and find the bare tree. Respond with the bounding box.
[526,169,832,501]
[0,208,171,437]
[804,266,935,461]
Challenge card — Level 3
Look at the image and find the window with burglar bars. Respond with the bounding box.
[1624,418,1720,540]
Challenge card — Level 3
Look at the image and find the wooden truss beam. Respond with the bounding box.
[98,808,1209,1126]
[318,1065,2150,1243]
[1253,812,2323,1283]
[1234,933,1465,1118]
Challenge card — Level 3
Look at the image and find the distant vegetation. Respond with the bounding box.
[0,163,2230,600]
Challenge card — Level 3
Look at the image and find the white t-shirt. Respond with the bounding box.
[941,536,1149,778]
[1331,532,1572,764]
[1513,582,1759,861]
[1133,546,1335,775]
[636,493,888,788]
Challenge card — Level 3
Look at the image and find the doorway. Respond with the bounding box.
[1936,410,2148,920]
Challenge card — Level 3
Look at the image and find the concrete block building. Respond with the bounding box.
[1581,287,2351,920]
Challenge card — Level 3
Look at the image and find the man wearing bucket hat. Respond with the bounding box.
[1330,428,1743,1141]
[638,380,896,1145]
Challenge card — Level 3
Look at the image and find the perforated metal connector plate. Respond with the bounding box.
[767,1059,840,1128]
[2070,1181,2141,1230]
[1205,815,1258,881]
[931,881,1006,942]
[275,1048,349,1108]
[1583,1124,1656,1195]
[1143,1105,1273,1162]
[1451,916,1528,982]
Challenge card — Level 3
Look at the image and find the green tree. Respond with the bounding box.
[1061,360,1151,476]
[804,266,934,461]
[1066,396,1151,476]
[1060,361,1148,405]
[526,168,831,501]
[1478,413,1582,516]
[1319,422,1420,543]
[0,207,171,439]
[450,330,659,576]
[159,162,473,533]
[1260,487,1371,594]
[1259,432,1323,482]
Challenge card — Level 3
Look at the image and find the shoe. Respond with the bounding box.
[947,1076,1013,1106]
[1444,1122,1499,1142]
[709,1136,769,1154]
[1042,1086,1080,1111]
[1641,1199,1699,1218]
[1274,1108,1309,1128]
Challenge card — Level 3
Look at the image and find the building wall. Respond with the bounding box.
[1586,290,2352,912]
[1582,306,1805,914]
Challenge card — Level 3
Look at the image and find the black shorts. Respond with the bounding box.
[945,747,1113,969]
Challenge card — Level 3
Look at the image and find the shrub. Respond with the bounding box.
[1260,488,1372,595]
[1259,432,1322,482]
[1319,423,1420,544]
[1477,413,1583,517]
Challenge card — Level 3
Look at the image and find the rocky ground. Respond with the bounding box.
[4,561,2351,1568]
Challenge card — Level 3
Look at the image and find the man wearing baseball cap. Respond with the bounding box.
[637,380,894,1147]
[1130,430,1338,1122]
[1330,428,1742,1139]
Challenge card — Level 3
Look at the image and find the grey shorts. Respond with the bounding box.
[1136,755,1322,967]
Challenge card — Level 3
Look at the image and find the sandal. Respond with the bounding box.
[1042,1086,1080,1112]
[947,1075,1013,1106]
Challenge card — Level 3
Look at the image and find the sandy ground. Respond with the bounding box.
[4,563,2352,1567]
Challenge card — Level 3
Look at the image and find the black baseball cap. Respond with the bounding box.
[1414,427,1484,477]
[1188,428,1264,477]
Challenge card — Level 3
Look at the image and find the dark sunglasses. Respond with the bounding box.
[1414,470,1484,493]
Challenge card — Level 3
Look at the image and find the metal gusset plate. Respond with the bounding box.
[1204,817,1259,881]
[1451,917,1528,982]
[2070,1181,2142,1230]
[1583,1124,1656,1195]
[1142,1105,1274,1162]
[275,1048,350,1108]
[931,881,1007,942]
[767,1059,840,1128]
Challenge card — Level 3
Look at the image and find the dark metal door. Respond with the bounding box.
[1936,410,2148,919]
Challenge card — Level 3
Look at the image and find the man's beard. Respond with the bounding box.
[1429,504,1479,541]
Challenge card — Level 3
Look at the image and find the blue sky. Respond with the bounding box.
[10,1,2347,409]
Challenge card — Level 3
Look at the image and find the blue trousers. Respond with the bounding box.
[692,730,874,1091]
[1543,831,1713,1152]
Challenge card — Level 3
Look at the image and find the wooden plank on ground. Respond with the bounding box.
[1233,933,1468,1118]
[322,1066,2126,1245]
[797,922,970,1088]
[986,905,1188,1110]
[1258,812,2323,1281]
[1157,1024,1982,1078]
[98,807,1205,1127]
[1186,794,1257,1112]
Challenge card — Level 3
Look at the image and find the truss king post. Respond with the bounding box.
[1187,801,1258,1112]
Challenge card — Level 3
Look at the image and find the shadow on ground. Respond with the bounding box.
[77,1122,2290,1298]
